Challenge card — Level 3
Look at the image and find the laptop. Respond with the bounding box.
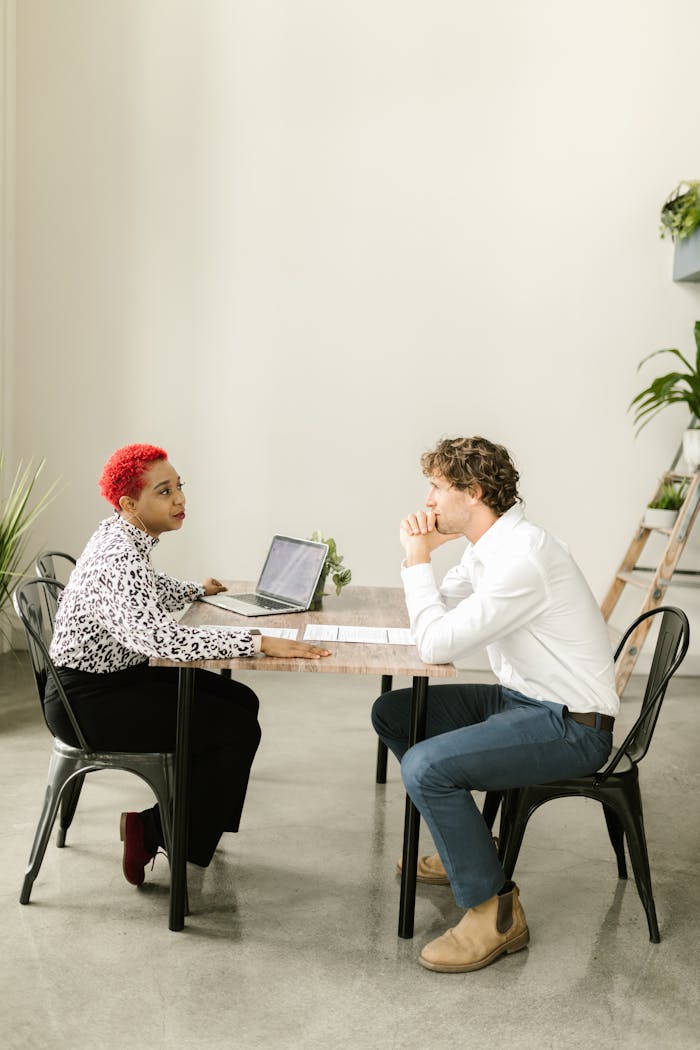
[199,534,329,617]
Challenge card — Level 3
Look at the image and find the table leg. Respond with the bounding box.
[375,675,393,784]
[398,675,428,939]
[169,666,194,931]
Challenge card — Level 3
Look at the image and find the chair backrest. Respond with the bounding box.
[604,606,690,778]
[35,551,76,630]
[13,577,89,751]
[35,550,76,582]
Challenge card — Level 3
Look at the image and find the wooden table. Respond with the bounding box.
[152,584,456,935]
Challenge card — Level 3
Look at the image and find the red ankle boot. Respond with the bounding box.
[119,812,156,887]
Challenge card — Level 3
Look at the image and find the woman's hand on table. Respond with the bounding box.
[202,577,227,596]
[260,637,332,660]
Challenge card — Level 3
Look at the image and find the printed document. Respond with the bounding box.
[303,625,414,645]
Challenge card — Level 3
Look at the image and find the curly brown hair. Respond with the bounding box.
[420,436,521,516]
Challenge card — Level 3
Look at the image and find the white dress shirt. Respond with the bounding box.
[402,504,619,717]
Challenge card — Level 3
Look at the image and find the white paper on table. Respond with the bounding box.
[259,627,299,640]
[337,625,388,644]
[303,624,415,645]
[386,628,415,646]
[303,624,339,642]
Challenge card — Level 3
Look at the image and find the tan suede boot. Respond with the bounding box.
[419,881,530,972]
[396,837,499,886]
[395,853,450,885]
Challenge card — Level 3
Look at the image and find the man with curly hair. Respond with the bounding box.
[372,436,618,972]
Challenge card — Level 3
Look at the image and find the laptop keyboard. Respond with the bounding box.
[240,594,295,611]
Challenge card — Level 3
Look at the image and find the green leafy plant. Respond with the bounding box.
[629,321,700,434]
[648,480,687,511]
[309,531,352,597]
[0,455,57,641]
[659,181,700,242]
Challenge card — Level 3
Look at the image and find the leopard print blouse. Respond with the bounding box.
[49,515,259,672]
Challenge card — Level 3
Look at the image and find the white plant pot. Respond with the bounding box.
[643,507,678,530]
[683,427,700,472]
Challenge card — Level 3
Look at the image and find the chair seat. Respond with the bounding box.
[53,736,174,767]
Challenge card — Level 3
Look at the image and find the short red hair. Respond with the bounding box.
[98,444,168,510]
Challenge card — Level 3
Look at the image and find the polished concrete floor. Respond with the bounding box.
[1,652,699,1050]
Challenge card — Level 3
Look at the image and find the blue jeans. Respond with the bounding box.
[371,683,612,910]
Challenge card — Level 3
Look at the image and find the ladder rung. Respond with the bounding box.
[604,440,699,696]
[616,571,653,590]
[616,570,700,591]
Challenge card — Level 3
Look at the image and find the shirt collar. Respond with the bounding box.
[111,514,160,554]
[471,503,525,563]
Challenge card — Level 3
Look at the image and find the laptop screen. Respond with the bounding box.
[257,535,328,605]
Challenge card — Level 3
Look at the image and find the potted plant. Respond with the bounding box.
[643,479,687,530]
[308,531,352,610]
[0,455,57,647]
[629,321,700,470]
[659,181,700,282]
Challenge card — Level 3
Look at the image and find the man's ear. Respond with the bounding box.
[466,483,483,504]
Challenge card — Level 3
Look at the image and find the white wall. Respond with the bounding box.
[1,0,14,465]
[7,0,700,663]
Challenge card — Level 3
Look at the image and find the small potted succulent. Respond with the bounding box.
[659,181,700,282]
[308,531,352,610]
[629,321,700,470]
[643,480,687,530]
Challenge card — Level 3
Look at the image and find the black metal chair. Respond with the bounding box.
[13,577,174,904]
[35,551,76,630]
[35,550,76,580]
[484,606,690,943]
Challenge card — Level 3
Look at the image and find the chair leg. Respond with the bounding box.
[616,798,660,943]
[20,752,80,904]
[482,790,502,832]
[602,803,627,879]
[375,741,388,784]
[124,759,190,913]
[57,773,86,848]
[375,675,393,784]
[499,789,532,880]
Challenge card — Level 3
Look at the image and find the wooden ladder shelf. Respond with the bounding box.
[601,465,700,695]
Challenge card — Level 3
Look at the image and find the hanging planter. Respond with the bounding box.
[673,227,700,283]
[660,181,700,283]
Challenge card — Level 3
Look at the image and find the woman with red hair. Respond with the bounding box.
[45,443,330,887]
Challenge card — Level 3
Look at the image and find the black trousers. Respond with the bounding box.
[44,663,261,866]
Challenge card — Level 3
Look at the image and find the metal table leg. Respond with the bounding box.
[375,675,393,784]
[398,675,428,938]
[169,665,194,931]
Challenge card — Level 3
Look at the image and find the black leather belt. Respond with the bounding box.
[568,710,615,732]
